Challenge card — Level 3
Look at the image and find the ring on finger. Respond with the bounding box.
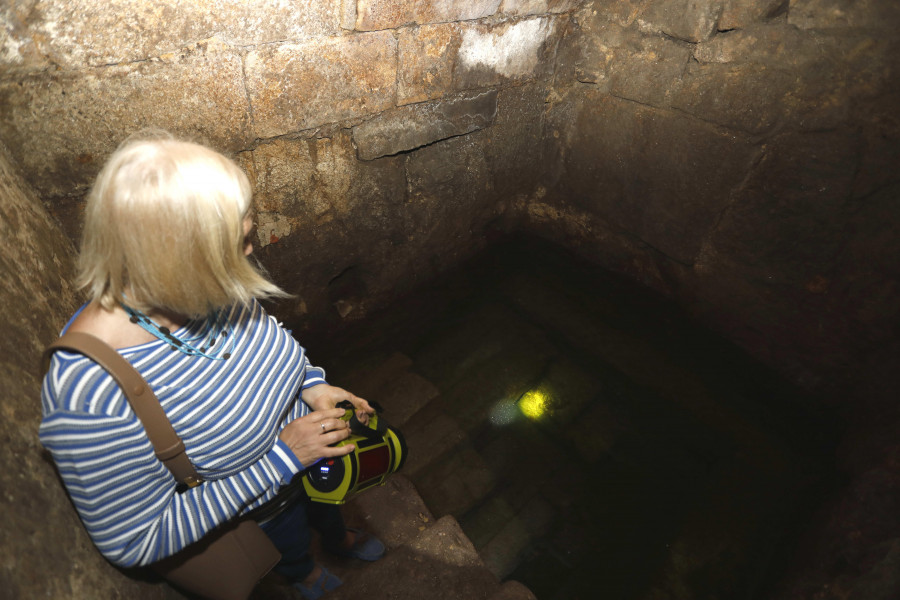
[320,422,326,432]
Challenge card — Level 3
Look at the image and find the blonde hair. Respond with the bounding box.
[78,133,287,317]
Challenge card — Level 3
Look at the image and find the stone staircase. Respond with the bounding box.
[250,352,537,600]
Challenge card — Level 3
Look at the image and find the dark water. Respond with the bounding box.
[307,234,838,600]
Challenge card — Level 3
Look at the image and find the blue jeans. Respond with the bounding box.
[259,497,346,582]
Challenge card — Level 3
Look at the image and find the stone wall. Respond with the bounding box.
[1,0,576,333]
[3,0,896,392]
[0,1,577,597]
[2,0,900,597]
[0,143,184,598]
[528,0,900,396]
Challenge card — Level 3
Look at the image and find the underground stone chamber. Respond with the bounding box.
[309,234,841,600]
[3,1,900,598]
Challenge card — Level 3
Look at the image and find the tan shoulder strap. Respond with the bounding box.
[43,332,201,489]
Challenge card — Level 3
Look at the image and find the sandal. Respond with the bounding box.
[293,565,342,600]
[326,527,386,562]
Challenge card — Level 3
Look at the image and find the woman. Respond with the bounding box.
[39,132,384,599]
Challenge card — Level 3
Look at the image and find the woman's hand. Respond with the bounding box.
[301,384,374,423]
[278,408,355,467]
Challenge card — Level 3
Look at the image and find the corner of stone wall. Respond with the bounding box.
[0,143,176,598]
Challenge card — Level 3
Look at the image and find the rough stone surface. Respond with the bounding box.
[398,17,562,105]
[690,129,889,386]
[489,580,539,600]
[500,0,582,17]
[719,0,787,30]
[0,0,341,71]
[607,28,691,107]
[456,17,562,90]
[327,515,502,600]
[0,38,252,201]
[238,131,409,323]
[595,0,654,27]
[353,89,498,160]
[557,92,758,265]
[789,0,900,30]
[674,24,892,134]
[343,475,436,550]
[245,32,397,137]
[0,143,178,600]
[2,0,900,597]
[404,131,497,262]
[355,0,502,31]
[484,84,550,202]
[638,0,722,42]
[398,22,464,105]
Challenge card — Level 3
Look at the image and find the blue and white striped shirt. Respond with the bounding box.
[40,300,326,567]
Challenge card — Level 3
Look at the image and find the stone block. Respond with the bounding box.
[499,0,581,17]
[594,0,652,27]
[398,22,464,105]
[344,475,435,549]
[405,131,495,248]
[460,496,518,549]
[245,32,397,138]
[0,3,51,74]
[402,406,469,477]
[691,22,806,65]
[399,17,561,105]
[355,0,501,31]
[565,9,624,87]
[353,90,498,160]
[489,580,539,600]
[324,522,500,600]
[689,130,865,382]
[455,16,562,90]
[562,93,757,265]
[406,127,491,205]
[708,130,858,282]
[0,38,252,200]
[671,61,796,135]
[719,0,786,30]
[638,0,722,42]
[607,31,692,108]
[484,84,549,200]
[376,371,441,427]
[237,131,406,245]
[789,0,900,30]
[409,515,486,568]
[683,24,889,133]
[480,495,555,578]
[6,0,342,70]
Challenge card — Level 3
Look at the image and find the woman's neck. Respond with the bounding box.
[142,306,189,331]
[67,301,189,350]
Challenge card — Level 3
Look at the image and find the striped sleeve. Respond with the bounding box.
[299,352,327,389]
[38,301,324,567]
[39,394,301,567]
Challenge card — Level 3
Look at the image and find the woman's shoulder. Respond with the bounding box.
[42,350,131,417]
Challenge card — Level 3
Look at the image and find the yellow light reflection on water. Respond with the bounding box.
[518,388,550,420]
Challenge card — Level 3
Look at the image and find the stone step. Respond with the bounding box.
[326,515,500,600]
[312,354,538,600]
[469,493,556,581]
[489,581,538,600]
[342,474,435,550]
